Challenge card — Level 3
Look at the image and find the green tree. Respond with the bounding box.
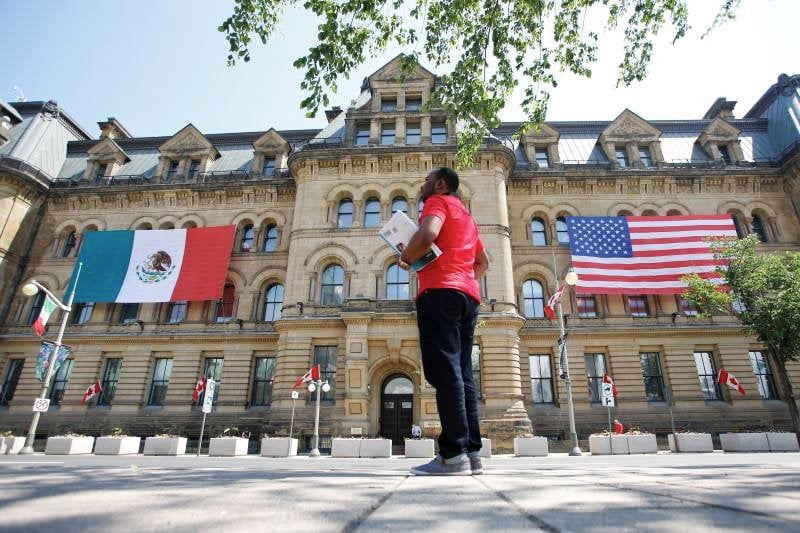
[220,0,740,168]
[682,235,800,439]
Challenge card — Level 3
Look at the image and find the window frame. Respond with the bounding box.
[531,217,547,246]
[165,160,179,181]
[320,264,345,305]
[385,263,409,300]
[355,124,370,146]
[522,279,545,318]
[380,97,397,112]
[363,197,381,228]
[147,358,173,406]
[380,122,396,145]
[615,146,629,167]
[337,199,354,228]
[97,358,123,406]
[263,284,284,322]
[251,357,276,406]
[240,224,255,251]
[314,346,337,402]
[555,217,570,245]
[431,122,447,144]
[27,292,46,325]
[585,353,607,404]
[119,303,140,324]
[638,146,653,167]
[693,351,722,400]
[749,350,779,400]
[0,359,24,405]
[750,215,768,243]
[61,231,77,258]
[576,294,598,318]
[261,157,276,176]
[48,359,74,406]
[529,354,555,404]
[405,122,421,145]
[639,352,666,402]
[72,302,94,324]
[168,300,188,323]
[200,357,224,406]
[534,148,550,168]
[628,295,649,317]
[391,197,408,215]
[405,97,422,112]
[187,159,201,178]
[262,224,278,252]
[215,283,236,322]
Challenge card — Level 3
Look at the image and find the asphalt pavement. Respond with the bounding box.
[1,452,799,532]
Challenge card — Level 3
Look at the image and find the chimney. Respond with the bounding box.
[325,106,344,123]
[702,98,737,120]
[98,117,131,139]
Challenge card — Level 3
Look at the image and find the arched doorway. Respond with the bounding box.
[380,374,414,448]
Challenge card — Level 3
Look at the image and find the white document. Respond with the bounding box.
[379,211,441,272]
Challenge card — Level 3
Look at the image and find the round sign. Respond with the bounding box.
[601,383,614,396]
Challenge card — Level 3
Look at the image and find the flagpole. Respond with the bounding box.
[552,253,582,456]
[197,412,208,457]
[20,262,83,454]
[310,380,322,457]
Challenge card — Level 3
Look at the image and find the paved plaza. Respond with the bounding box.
[0,451,799,532]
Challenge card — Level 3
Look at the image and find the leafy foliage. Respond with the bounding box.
[220,0,739,166]
[682,236,800,364]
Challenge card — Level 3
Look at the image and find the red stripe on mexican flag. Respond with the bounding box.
[32,296,57,336]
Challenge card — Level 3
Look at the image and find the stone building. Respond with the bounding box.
[1,57,799,452]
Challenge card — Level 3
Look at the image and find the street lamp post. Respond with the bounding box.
[19,263,83,454]
[552,254,582,456]
[307,378,330,457]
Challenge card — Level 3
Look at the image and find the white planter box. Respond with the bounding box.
[4,436,24,455]
[360,439,392,458]
[404,439,435,458]
[94,436,141,455]
[627,434,658,454]
[668,433,714,453]
[720,432,770,452]
[513,437,549,457]
[144,437,187,456]
[331,438,361,458]
[589,435,629,455]
[0,437,5,454]
[45,436,95,455]
[766,432,800,452]
[260,437,298,457]
[479,438,492,458]
[209,437,249,456]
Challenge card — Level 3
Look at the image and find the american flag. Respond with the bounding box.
[566,215,737,294]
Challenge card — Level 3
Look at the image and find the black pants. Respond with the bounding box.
[416,288,481,459]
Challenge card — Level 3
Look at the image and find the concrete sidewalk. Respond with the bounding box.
[0,452,798,532]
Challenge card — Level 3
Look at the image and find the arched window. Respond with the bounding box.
[522,279,545,318]
[78,227,97,254]
[730,215,746,239]
[215,283,236,322]
[386,264,409,300]
[136,223,152,230]
[642,209,658,217]
[240,224,254,251]
[321,265,345,305]
[392,197,408,215]
[666,209,683,216]
[750,215,768,242]
[61,231,76,257]
[556,217,569,245]
[262,224,278,252]
[531,218,547,246]
[417,199,425,218]
[363,197,381,228]
[263,284,284,321]
[337,199,353,228]
[618,210,633,217]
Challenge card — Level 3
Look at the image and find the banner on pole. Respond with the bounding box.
[202,379,216,413]
[35,342,72,381]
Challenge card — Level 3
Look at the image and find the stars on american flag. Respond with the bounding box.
[567,217,633,258]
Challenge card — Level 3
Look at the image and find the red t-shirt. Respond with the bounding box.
[417,194,484,303]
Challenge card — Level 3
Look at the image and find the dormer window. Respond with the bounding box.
[638,147,652,168]
[355,123,370,146]
[431,121,447,144]
[381,97,397,112]
[188,159,201,178]
[406,122,421,145]
[94,163,108,182]
[718,145,731,164]
[166,160,179,180]
[535,148,550,168]
[615,147,629,167]
[262,157,276,176]
[406,97,422,112]
[381,123,396,146]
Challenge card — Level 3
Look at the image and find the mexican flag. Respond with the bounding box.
[67,226,235,303]
[32,296,57,336]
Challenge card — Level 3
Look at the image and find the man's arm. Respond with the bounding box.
[399,215,443,267]
[474,247,489,279]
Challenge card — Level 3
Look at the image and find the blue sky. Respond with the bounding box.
[2,0,798,138]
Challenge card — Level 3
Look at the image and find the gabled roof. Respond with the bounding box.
[87,136,131,163]
[698,117,741,144]
[599,109,661,143]
[368,54,435,86]
[158,123,220,159]
[253,128,289,151]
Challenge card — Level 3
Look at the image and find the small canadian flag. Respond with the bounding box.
[719,369,745,395]
[81,380,102,405]
[192,376,207,401]
[293,365,320,388]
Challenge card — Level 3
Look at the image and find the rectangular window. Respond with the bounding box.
[431,122,447,144]
[535,148,550,168]
[405,97,422,111]
[314,346,337,402]
[679,298,699,316]
[576,294,597,318]
[406,122,421,145]
[119,303,139,324]
[49,359,74,406]
[639,352,665,401]
[72,302,94,325]
[251,357,276,406]
[628,295,649,317]
[718,145,731,164]
[187,159,201,178]
[693,351,721,400]
[530,355,554,404]
[585,353,606,403]
[638,147,652,167]
[380,97,397,112]
[200,357,224,405]
[471,345,482,399]
[168,301,187,323]
[380,123,396,145]
[355,124,370,146]
[615,146,629,167]
[97,358,122,406]
[0,360,24,405]
[166,160,179,180]
[147,358,173,406]
[261,157,276,176]
[94,163,107,181]
[749,350,779,400]
[215,285,235,322]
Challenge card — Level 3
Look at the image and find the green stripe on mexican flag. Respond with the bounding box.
[33,296,57,336]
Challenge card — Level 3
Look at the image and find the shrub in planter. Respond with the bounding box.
[589,433,628,455]
[668,432,713,453]
[513,436,549,457]
[331,438,361,457]
[45,434,95,455]
[144,435,187,456]
[766,432,800,452]
[359,438,391,458]
[404,438,435,458]
[720,432,770,452]
[95,427,141,455]
[260,437,299,457]
[209,428,250,456]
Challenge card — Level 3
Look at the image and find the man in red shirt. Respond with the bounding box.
[399,167,489,476]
